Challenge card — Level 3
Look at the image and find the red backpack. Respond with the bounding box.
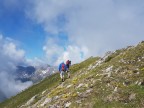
[61,63,65,71]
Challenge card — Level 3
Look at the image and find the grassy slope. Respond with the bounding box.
[0,42,144,108]
[34,42,144,108]
[91,42,144,108]
[0,57,98,108]
[0,73,60,108]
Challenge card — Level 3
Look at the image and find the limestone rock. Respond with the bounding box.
[40,98,52,107]
[65,102,71,108]
[129,93,136,101]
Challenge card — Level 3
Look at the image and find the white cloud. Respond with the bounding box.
[0,35,32,100]
[3,42,25,62]
[42,36,89,65]
[0,72,32,98]
[26,57,47,67]
[42,37,65,65]
[28,0,144,64]
[55,45,89,65]
[0,35,25,71]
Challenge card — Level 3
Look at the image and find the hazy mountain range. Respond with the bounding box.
[0,65,58,103]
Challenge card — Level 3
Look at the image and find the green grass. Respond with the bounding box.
[0,57,98,108]
[0,73,60,108]
[1,42,144,108]
[93,100,138,108]
[70,56,99,74]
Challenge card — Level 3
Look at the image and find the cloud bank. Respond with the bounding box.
[0,35,32,102]
[28,0,144,65]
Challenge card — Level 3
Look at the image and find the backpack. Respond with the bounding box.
[61,63,65,71]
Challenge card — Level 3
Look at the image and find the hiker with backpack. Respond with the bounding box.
[66,60,71,78]
[59,62,67,82]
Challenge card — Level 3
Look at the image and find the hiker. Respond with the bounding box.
[59,62,66,82]
[66,60,71,78]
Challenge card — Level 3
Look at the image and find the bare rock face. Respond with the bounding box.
[65,102,71,108]
[40,98,52,107]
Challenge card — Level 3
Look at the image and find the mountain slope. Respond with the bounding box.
[0,41,144,108]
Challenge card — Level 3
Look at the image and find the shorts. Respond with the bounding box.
[60,71,65,79]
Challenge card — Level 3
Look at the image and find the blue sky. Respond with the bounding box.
[0,0,46,59]
[0,0,70,61]
[0,0,144,66]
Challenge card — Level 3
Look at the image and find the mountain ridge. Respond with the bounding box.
[0,41,144,108]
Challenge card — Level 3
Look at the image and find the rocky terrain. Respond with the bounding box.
[0,41,144,108]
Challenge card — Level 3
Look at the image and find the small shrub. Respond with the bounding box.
[141,68,144,71]
[105,56,113,62]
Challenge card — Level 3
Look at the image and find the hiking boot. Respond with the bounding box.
[62,79,64,82]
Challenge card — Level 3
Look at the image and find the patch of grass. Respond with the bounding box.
[141,67,144,71]
[93,99,137,108]
[1,42,144,108]
[105,56,113,62]
[0,73,60,108]
[70,56,99,74]
[0,57,98,108]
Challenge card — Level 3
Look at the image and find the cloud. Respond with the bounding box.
[55,45,89,65]
[3,42,25,62]
[26,57,47,67]
[42,36,89,65]
[0,34,32,101]
[0,72,32,98]
[0,35,25,71]
[28,0,144,64]
[42,37,65,65]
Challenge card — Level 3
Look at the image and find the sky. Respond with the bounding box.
[0,0,144,100]
[0,0,144,65]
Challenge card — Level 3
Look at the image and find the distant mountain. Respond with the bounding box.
[31,65,58,83]
[15,66,36,82]
[16,66,36,75]
[0,65,58,103]
[16,65,58,83]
